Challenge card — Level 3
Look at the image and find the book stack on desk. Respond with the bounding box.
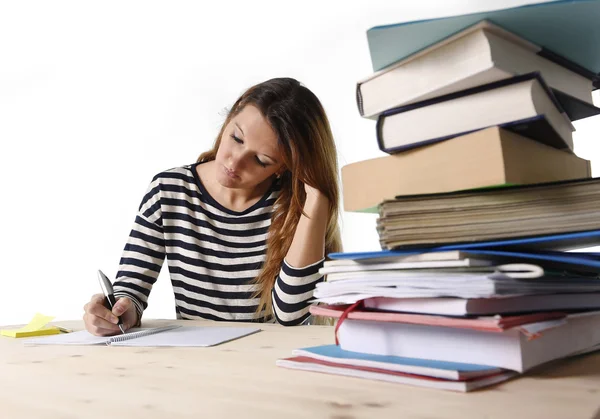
[277,0,600,392]
[275,248,600,392]
[342,0,600,213]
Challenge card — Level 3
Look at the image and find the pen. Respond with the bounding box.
[97,270,125,334]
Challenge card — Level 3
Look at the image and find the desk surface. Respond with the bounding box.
[1,319,599,419]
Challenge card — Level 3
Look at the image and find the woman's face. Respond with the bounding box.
[215,105,284,190]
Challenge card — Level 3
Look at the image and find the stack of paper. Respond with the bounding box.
[316,268,600,301]
[377,178,600,249]
[278,250,600,391]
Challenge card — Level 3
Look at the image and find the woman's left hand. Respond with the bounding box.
[304,183,328,208]
[304,182,321,198]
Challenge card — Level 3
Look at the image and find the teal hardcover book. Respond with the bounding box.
[367,0,600,87]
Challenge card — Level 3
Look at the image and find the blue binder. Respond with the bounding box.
[367,0,600,89]
[328,230,600,271]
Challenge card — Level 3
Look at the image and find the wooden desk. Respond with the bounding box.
[1,319,599,419]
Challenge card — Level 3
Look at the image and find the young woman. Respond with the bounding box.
[83,77,341,335]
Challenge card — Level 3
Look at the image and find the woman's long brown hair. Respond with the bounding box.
[197,78,342,320]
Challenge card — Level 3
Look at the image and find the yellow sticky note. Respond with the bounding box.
[1,313,61,338]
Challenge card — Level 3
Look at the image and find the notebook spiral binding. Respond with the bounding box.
[107,325,180,345]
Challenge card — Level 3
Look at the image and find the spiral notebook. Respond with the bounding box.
[24,325,261,347]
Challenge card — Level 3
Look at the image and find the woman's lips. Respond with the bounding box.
[223,166,239,179]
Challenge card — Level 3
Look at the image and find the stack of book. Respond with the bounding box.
[343,19,600,213]
[276,248,600,391]
[277,0,600,392]
[377,177,600,249]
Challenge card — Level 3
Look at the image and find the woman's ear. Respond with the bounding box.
[275,166,288,179]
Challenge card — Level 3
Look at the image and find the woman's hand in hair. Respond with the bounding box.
[285,181,330,268]
[304,183,329,209]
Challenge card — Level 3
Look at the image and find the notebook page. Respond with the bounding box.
[110,326,261,347]
[23,326,177,346]
[24,329,112,345]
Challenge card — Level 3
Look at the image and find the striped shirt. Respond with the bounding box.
[112,163,324,326]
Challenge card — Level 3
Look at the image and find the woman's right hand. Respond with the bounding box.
[83,294,139,336]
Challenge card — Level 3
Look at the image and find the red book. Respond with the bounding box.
[276,356,516,392]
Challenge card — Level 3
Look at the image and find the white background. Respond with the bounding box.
[1,0,598,325]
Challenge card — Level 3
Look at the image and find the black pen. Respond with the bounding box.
[97,270,125,334]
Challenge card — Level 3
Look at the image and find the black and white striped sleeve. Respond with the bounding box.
[271,258,324,326]
[113,176,166,319]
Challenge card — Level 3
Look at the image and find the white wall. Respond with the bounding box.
[1,0,598,325]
